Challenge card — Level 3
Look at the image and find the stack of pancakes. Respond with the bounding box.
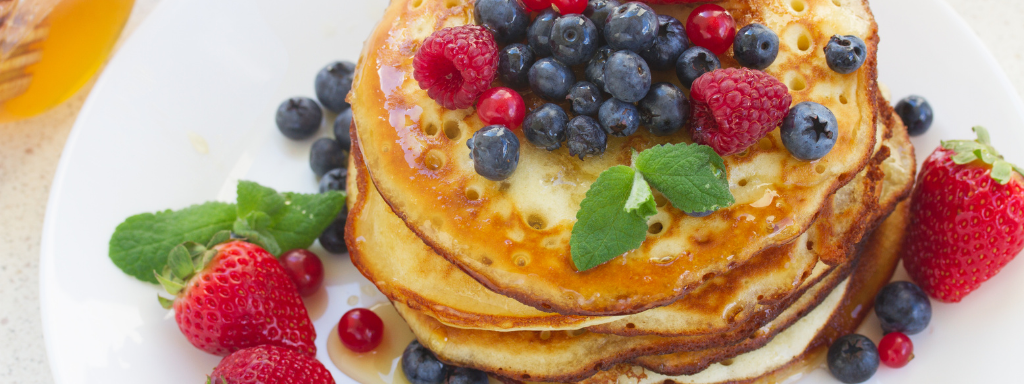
[345,0,917,382]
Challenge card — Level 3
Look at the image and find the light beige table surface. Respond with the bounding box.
[1,0,1022,382]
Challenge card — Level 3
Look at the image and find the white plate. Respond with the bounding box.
[39,0,1024,383]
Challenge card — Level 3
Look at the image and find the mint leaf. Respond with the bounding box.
[571,166,651,272]
[624,169,657,217]
[635,143,734,213]
[235,181,346,256]
[109,202,236,283]
[233,213,281,255]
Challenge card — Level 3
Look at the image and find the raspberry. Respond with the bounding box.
[689,68,791,156]
[413,26,499,110]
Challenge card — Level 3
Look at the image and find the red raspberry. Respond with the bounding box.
[413,26,499,110]
[689,68,792,156]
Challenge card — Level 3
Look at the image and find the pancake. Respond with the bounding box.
[357,107,911,383]
[351,0,881,315]
[570,200,910,384]
[347,99,903,336]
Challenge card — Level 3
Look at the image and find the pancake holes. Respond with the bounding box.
[443,120,462,140]
[832,0,841,5]
[381,145,390,153]
[839,94,849,104]
[541,303,552,310]
[444,0,459,8]
[702,272,716,282]
[527,214,547,230]
[648,222,664,235]
[424,150,445,171]
[759,137,774,150]
[424,122,439,136]
[522,374,531,380]
[481,256,493,266]
[653,192,668,207]
[411,0,423,7]
[726,306,743,323]
[465,187,481,201]
[802,270,811,281]
[626,323,636,329]
[738,179,749,187]
[539,330,552,340]
[513,253,531,267]
[789,0,806,13]
[806,241,814,250]
[797,33,812,51]
[815,163,827,174]
[721,359,735,367]
[757,294,765,301]
[788,75,807,91]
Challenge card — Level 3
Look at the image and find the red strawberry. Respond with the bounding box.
[902,127,1024,302]
[208,345,335,384]
[156,238,316,356]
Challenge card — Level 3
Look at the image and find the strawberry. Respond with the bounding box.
[155,236,316,356]
[902,127,1024,302]
[208,345,335,384]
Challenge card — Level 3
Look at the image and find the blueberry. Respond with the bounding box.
[474,0,529,45]
[498,44,535,91]
[639,15,688,71]
[566,115,607,159]
[733,23,779,70]
[584,0,620,38]
[276,97,323,140]
[401,340,447,384]
[603,50,650,103]
[675,46,720,89]
[585,46,614,91]
[824,35,867,74]
[310,138,348,178]
[447,367,488,384]
[528,9,558,58]
[603,2,659,52]
[598,98,640,137]
[319,168,347,193]
[781,101,838,161]
[550,14,600,66]
[333,108,353,151]
[827,334,879,384]
[318,209,347,254]
[468,125,520,181]
[686,210,713,217]
[523,103,569,150]
[315,61,355,113]
[638,82,688,136]
[529,58,575,101]
[874,281,932,335]
[567,82,604,116]
[894,95,934,136]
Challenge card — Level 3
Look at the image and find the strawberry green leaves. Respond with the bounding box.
[570,143,733,272]
[942,126,1024,185]
[109,181,346,283]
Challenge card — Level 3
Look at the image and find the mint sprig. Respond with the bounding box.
[570,143,733,272]
[109,181,346,283]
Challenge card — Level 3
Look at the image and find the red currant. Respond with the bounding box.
[878,332,914,368]
[685,4,736,55]
[476,87,526,129]
[338,308,384,353]
[278,249,324,297]
[552,0,586,14]
[521,0,551,12]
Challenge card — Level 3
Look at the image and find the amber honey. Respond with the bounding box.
[0,0,134,123]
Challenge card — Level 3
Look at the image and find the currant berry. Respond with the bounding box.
[278,249,325,297]
[338,308,385,353]
[477,87,526,129]
[685,4,736,55]
[521,0,551,11]
[552,0,586,14]
[878,332,914,368]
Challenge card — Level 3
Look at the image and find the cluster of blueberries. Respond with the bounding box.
[401,340,488,384]
[273,61,357,254]
[467,0,876,182]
